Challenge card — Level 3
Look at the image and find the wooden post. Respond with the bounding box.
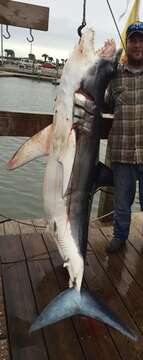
[98,114,114,222]
[97,149,114,222]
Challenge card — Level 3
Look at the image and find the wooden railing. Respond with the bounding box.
[0,111,113,137]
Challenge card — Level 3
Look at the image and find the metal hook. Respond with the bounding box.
[3,25,10,40]
[77,21,86,38]
[26,28,34,43]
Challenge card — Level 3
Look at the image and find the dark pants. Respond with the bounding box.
[112,163,143,241]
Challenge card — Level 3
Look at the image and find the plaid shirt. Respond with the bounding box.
[107,64,143,163]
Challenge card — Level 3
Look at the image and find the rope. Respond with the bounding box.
[94,187,113,196]
[0,212,114,228]
[0,214,46,228]
[78,0,87,37]
[0,189,114,227]
[93,210,114,221]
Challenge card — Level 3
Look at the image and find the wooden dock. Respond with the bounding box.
[0,213,143,360]
[0,70,60,83]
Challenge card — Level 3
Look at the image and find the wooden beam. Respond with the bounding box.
[98,116,114,220]
[0,111,113,137]
[0,1,49,31]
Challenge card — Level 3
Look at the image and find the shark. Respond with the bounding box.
[8,28,138,341]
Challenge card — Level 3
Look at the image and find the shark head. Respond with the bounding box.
[78,28,96,58]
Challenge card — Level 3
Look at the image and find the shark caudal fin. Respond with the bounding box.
[7,124,53,170]
[29,287,138,341]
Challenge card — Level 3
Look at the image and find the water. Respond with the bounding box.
[0,77,140,221]
[0,77,57,220]
[0,77,56,113]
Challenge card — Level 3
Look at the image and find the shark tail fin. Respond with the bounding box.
[29,287,138,341]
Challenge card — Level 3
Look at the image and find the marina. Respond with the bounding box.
[0,63,62,83]
[0,213,143,359]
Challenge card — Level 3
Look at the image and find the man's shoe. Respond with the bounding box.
[106,238,126,254]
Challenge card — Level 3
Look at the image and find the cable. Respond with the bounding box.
[105,0,126,52]
[0,188,114,227]
[0,218,11,224]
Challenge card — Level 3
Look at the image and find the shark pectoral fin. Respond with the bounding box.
[94,161,113,188]
[59,129,76,196]
[29,287,138,342]
[7,124,53,170]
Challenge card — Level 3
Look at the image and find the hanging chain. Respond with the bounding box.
[78,0,87,38]
[82,0,86,25]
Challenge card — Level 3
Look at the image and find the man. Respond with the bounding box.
[106,22,143,253]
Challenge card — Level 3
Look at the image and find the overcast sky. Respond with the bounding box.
[2,0,143,60]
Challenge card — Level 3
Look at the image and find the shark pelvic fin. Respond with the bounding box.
[29,287,138,341]
[59,129,76,196]
[7,124,53,170]
[94,161,113,189]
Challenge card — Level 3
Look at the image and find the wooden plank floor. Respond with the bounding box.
[0,214,143,360]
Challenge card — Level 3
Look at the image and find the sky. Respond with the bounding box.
[1,0,143,61]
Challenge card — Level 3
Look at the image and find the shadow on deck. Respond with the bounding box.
[0,213,143,360]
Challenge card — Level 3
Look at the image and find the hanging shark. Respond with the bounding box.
[8,29,138,341]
